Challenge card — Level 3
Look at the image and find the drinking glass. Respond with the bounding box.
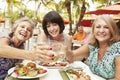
[57,45,67,62]
[48,41,67,62]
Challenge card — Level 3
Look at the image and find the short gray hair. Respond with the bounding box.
[13,17,35,30]
[9,17,35,37]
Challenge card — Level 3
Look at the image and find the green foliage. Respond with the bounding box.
[23,8,34,18]
[0,12,5,18]
[1,0,119,32]
[10,11,19,22]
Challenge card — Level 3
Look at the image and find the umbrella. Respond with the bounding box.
[86,1,120,15]
[64,20,69,24]
[81,19,93,27]
[0,18,5,23]
[81,16,120,27]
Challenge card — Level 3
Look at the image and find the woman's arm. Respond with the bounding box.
[0,38,34,60]
[0,38,52,62]
[0,45,33,59]
[73,44,90,61]
[66,34,72,50]
[66,43,89,62]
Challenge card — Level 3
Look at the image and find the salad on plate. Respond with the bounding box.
[8,62,48,79]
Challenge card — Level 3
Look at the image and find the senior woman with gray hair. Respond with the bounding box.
[0,17,53,80]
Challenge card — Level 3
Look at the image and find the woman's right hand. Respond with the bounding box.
[29,48,54,63]
[31,42,54,63]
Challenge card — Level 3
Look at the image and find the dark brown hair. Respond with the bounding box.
[42,11,65,36]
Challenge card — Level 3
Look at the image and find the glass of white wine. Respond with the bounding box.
[58,51,66,62]
[49,41,67,62]
[57,45,67,62]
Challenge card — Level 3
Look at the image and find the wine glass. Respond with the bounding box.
[47,40,67,63]
[57,45,67,62]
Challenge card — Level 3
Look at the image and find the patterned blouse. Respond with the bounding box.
[0,37,23,80]
[88,42,120,79]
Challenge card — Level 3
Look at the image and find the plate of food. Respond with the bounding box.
[39,61,69,68]
[8,62,48,79]
[65,69,91,80]
[38,48,69,68]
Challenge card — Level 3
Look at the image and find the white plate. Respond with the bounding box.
[40,61,69,69]
[8,65,48,79]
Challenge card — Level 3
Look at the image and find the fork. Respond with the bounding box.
[6,67,18,79]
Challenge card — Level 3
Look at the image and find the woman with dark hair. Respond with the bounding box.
[37,11,72,51]
[0,17,53,80]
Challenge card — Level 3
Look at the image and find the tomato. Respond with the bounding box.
[38,69,47,74]
[14,70,19,75]
[43,70,47,73]
[59,63,67,66]
[42,63,49,66]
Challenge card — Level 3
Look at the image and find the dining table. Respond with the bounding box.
[6,60,106,80]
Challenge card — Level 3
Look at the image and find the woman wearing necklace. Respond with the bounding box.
[0,17,53,80]
[66,15,120,80]
[37,11,72,51]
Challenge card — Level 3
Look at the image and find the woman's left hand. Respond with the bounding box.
[65,47,74,63]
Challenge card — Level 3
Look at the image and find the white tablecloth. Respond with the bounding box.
[40,69,63,80]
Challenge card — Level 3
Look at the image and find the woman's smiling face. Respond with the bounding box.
[14,21,33,41]
[46,22,60,38]
[94,19,111,43]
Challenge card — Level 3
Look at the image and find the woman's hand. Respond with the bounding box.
[30,42,55,63]
[66,48,74,63]
[29,49,54,63]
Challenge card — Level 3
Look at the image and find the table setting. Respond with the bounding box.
[6,59,106,80]
[5,42,105,80]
